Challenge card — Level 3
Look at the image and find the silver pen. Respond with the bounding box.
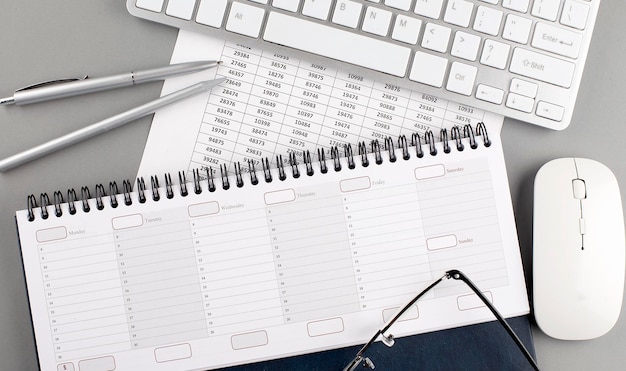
[0,60,221,106]
[0,77,226,172]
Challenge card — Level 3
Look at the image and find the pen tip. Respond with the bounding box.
[0,96,15,106]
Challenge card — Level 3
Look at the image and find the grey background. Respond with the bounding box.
[0,1,623,370]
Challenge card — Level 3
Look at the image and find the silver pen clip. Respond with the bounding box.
[15,76,90,92]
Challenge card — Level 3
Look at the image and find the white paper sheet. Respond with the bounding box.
[137,30,504,178]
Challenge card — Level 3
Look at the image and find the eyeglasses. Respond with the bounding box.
[343,269,540,371]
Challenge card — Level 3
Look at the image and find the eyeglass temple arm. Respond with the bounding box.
[447,269,540,371]
[345,270,540,371]
[343,275,448,371]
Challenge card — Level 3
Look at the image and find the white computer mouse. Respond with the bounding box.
[533,158,625,340]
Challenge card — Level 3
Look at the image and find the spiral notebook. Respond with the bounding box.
[15,124,529,371]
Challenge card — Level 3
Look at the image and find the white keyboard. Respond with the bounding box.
[126,0,600,130]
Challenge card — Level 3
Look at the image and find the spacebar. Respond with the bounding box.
[263,12,411,77]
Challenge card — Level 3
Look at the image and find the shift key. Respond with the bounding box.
[509,48,575,88]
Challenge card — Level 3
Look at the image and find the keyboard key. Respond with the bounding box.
[532,22,582,59]
[264,12,411,76]
[502,14,532,44]
[474,6,503,36]
[414,0,444,19]
[502,0,530,13]
[422,23,451,53]
[197,0,227,28]
[451,31,481,61]
[409,51,448,87]
[272,0,301,12]
[510,78,537,98]
[302,0,333,20]
[332,1,363,29]
[480,39,510,69]
[166,0,196,20]
[446,62,477,95]
[363,6,393,36]
[560,0,590,30]
[444,0,474,27]
[226,2,266,38]
[531,0,560,21]
[509,47,575,88]
[385,0,412,11]
[392,14,422,44]
[136,0,164,12]
[476,84,504,104]
[506,93,534,113]
[536,101,565,121]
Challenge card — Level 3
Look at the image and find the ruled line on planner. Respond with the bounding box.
[422,217,499,232]
[193,225,271,241]
[200,279,278,298]
[50,310,128,328]
[199,263,276,279]
[54,308,202,338]
[271,267,355,283]
[355,255,431,273]
[43,258,118,274]
[274,255,352,271]
[56,328,206,353]
[344,205,422,224]
[264,209,348,230]
[207,313,285,331]
[49,280,200,301]
[416,174,492,194]
[350,237,426,256]
[37,233,114,251]
[111,237,194,255]
[50,292,201,315]
[273,300,360,320]
[416,194,496,213]
[39,241,115,263]
[55,338,131,355]
[44,271,123,290]
[46,270,203,294]
[273,241,417,264]
[343,215,422,234]
[428,244,505,264]
[195,249,272,266]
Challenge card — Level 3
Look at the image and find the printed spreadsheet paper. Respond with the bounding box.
[17,131,528,371]
[137,30,504,178]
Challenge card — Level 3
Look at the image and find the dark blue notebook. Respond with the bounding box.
[222,315,536,371]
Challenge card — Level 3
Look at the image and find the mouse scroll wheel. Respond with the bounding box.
[572,179,586,199]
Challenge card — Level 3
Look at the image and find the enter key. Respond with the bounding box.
[531,22,583,59]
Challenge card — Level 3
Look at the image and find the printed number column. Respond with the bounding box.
[319,70,371,150]
[233,49,300,167]
[192,43,260,171]
[275,60,334,161]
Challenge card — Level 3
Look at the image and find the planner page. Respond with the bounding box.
[16,130,529,371]
[137,30,504,178]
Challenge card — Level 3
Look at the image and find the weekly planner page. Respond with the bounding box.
[137,30,503,178]
[16,127,528,371]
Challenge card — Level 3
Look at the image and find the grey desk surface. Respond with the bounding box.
[0,1,624,370]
